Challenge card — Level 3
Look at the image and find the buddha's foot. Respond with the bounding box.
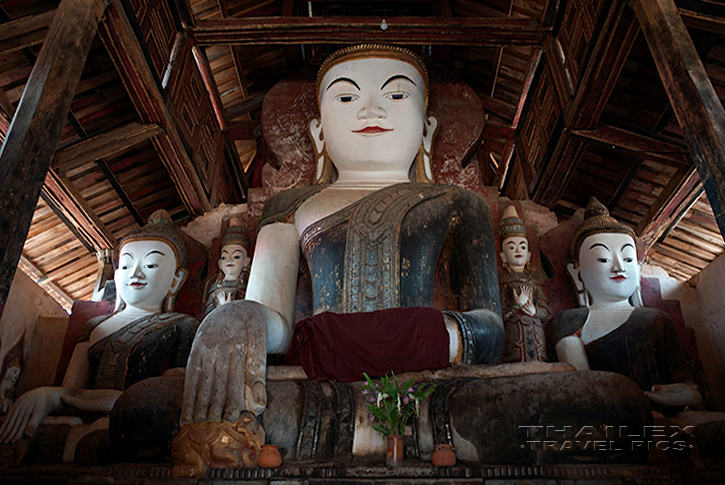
[171,412,265,478]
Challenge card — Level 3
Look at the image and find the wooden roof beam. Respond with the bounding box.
[631,0,725,241]
[192,46,226,129]
[636,165,702,248]
[99,4,211,216]
[17,255,74,311]
[54,122,163,172]
[189,17,549,46]
[0,0,112,316]
[569,124,690,164]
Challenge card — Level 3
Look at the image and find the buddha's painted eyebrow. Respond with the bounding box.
[621,243,635,251]
[326,77,360,91]
[381,75,416,89]
[588,243,611,252]
[145,249,166,257]
[120,251,134,260]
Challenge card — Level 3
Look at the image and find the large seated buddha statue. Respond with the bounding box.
[113,46,653,472]
[0,211,199,464]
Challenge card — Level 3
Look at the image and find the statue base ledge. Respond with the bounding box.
[266,362,576,382]
[2,460,722,484]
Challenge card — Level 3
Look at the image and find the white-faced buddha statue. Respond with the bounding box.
[0,210,198,463]
[548,198,701,409]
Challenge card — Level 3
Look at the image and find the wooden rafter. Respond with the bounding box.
[569,125,690,164]
[42,169,117,251]
[190,17,549,46]
[0,0,112,314]
[631,0,725,239]
[54,122,163,172]
[192,46,226,129]
[17,255,74,311]
[636,165,702,248]
[99,2,211,215]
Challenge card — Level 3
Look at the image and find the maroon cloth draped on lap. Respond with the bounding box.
[283,306,450,382]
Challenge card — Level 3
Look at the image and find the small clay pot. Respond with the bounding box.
[386,434,404,467]
[258,444,282,468]
[431,444,456,467]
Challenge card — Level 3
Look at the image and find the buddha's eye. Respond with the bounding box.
[233,255,242,260]
[146,263,158,269]
[335,94,358,104]
[597,258,610,263]
[624,257,634,263]
[121,265,128,270]
[384,92,409,101]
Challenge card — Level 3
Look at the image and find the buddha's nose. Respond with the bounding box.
[611,256,624,273]
[357,100,387,120]
[132,263,145,278]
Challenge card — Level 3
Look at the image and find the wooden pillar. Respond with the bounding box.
[630,0,725,239]
[0,0,112,317]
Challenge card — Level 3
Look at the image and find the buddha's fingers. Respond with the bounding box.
[244,315,267,416]
[7,404,31,442]
[181,343,203,424]
[191,347,217,423]
[207,355,231,422]
[0,405,20,441]
[223,344,246,423]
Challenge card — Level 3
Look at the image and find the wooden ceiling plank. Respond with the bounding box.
[0,0,112,317]
[64,111,145,226]
[99,6,211,215]
[0,9,55,43]
[54,122,162,172]
[632,0,725,242]
[532,2,639,207]
[190,17,550,46]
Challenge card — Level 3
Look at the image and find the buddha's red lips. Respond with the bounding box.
[129,282,146,288]
[353,126,392,134]
[610,275,628,281]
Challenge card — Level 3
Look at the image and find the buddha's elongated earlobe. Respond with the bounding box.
[415,115,438,184]
[309,118,332,184]
[566,261,589,308]
[165,268,188,312]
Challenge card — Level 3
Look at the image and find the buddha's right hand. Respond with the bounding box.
[0,387,67,442]
[181,300,270,425]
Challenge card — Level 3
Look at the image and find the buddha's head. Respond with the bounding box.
[219,222,250,281]
[566,198,640,307]
[115,210,188,313]
[310,45,438,184]
[499,204,530,272]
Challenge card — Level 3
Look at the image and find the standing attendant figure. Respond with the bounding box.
[498,204,550,362]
